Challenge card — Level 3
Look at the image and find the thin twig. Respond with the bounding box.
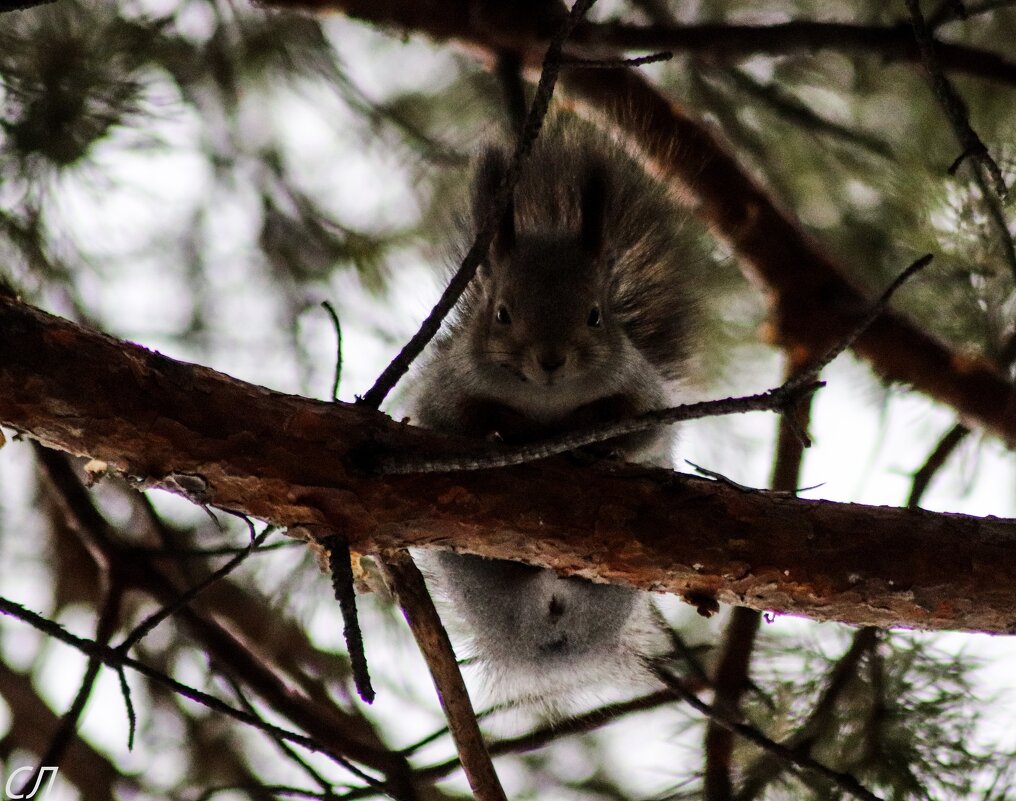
[379,381,823,474]
[222,672,340,797]
[323,535,375,704]
[784,254,934,392]
[560,51,673,68]
[928,0,1016,27]
[651,663,884,801]
[377,551,506,801]
[0,1,58,10]
[714,66,893,158]
[321,300,343,401]
[402,686,685,762]
[495,51,527,139]
[357,0,599,409]
[195,784,335,800]
[927,0,969,27]
[411,689,684,784]
[124,539,301,558]
[568,19,1016,88]
[335,684,692,801]
[704,607,762,801]
[966,160,1016,283]
[116,522,275,653]
[31,447,413,796]
[905,0,1009,198]
[115,665,136,750]
[686,460,760,492]
[907,422,971,508]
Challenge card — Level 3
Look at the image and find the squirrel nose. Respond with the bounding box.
[538,352,566,374]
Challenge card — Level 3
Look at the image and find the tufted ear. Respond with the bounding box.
[579,158,609,257]
[472,146,515,260]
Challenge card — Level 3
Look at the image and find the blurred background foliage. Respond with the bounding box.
[0,1,1014,800]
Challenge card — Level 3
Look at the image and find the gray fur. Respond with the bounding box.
[410,118,696,707]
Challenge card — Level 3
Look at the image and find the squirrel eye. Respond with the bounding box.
[587,307,601,328]
[496,304,512,325]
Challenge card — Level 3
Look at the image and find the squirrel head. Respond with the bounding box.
[467,146,628,392]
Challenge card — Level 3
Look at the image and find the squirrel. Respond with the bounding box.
[409,118,700,707]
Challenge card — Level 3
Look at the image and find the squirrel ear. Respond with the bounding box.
[473,146,515,260]
[579,159,609,257]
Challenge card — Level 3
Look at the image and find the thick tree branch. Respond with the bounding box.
[3,296,1016,633]
[573,20,1016,89]
[267,3,1016,88]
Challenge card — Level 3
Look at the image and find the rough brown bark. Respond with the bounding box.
[260,0,1016,448]
[3,297,1016,633]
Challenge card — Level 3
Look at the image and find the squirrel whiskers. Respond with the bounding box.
[410,117,701,707]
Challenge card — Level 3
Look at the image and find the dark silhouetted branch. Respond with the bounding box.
[905,0,1009,197]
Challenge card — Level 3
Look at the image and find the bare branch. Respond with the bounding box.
[907,422,972,508]
[321,300,343,402]
[116,519,275,653]
[29,441,418,791]
[0,661,133,801]
[566,18,1016,88]
[378,551,506,801]
[560,51,673,68]
[16,582,124,797]
[704,607,762,801]
[3,296,1016,632]
[378,381,823,474]
[710,66,893,159]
